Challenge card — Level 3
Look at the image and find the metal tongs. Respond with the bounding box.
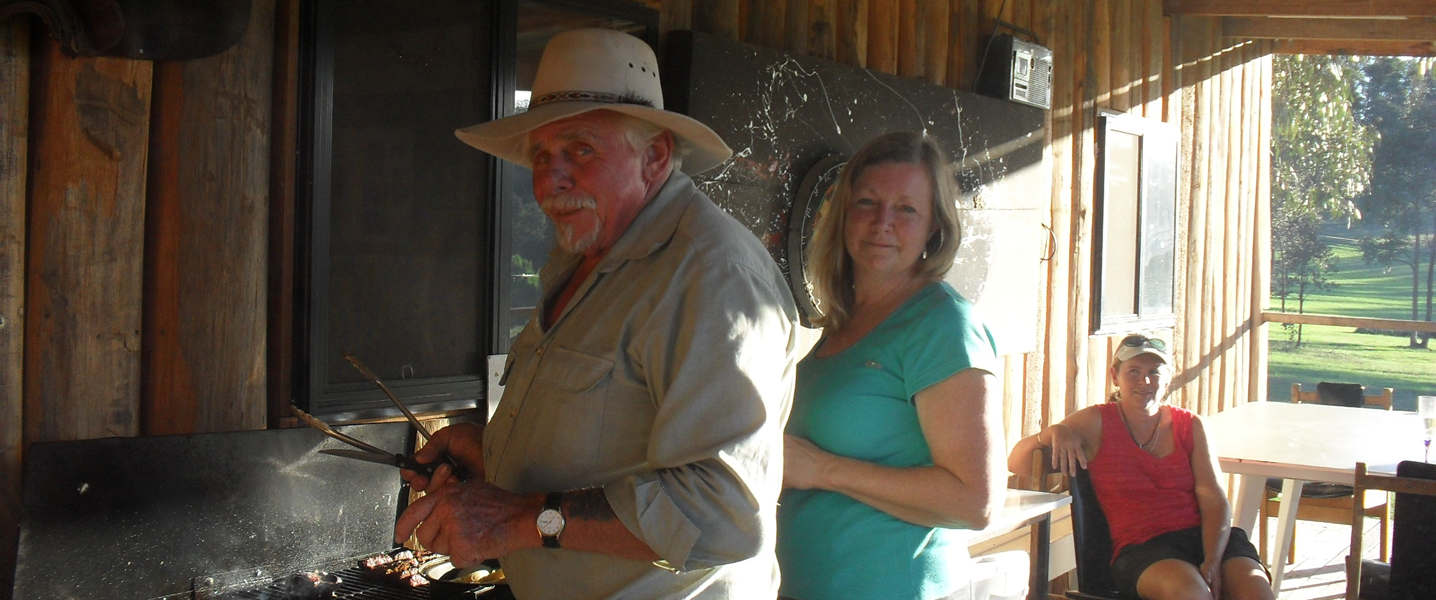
[296,353,468,481]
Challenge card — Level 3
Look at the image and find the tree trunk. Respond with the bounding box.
[1412,233,1422,348]
[1297,280,1307,346]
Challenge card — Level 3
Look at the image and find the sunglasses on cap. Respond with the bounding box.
[1120,334,1167,351]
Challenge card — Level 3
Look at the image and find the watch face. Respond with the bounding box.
[537,508,564,536]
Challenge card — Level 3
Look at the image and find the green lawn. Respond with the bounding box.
[1267,228,1435,410]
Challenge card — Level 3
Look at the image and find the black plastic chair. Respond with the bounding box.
[1066,467,1121,600]
[1348,460,1436,600]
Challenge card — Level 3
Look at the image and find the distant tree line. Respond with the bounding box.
[1271,55,1435,348]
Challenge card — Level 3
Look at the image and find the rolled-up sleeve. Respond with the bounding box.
[604,257,798,570]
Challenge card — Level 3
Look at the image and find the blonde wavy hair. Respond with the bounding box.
[805,131,962,331]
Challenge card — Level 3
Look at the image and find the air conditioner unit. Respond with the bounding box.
[978,34,1053,110]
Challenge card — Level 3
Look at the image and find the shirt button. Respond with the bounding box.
[535,346,545,356]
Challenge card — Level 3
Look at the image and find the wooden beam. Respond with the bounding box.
[693,0,740,40]
[833,0,867,67]
[26,41,152,444]
[1165,0,1436,18]
[1261,311,1436,334]
[1272,39,1436,55]
[1224,16,1436,41]
[1,17,29,597]
[143,0,273,435]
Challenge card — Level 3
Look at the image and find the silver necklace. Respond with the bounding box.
[1118,403,1161,451]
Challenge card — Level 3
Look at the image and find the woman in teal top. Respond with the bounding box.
[777,131,1005,600]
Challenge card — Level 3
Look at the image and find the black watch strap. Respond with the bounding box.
[540,491,564,548]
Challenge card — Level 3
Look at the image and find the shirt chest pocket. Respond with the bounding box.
[524,346,615,483]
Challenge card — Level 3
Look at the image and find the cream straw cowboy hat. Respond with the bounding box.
[455,28,733,175]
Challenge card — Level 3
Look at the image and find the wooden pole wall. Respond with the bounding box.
[674,0,1274,447]
[0,17,28,597]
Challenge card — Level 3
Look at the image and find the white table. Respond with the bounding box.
[967,489,1072,600]
[1205,401,1426,592]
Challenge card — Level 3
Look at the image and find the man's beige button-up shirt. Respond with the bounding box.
[486,171,801,599]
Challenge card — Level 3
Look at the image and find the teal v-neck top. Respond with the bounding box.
[776,281,999,600]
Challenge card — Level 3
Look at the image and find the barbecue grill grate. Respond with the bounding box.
[216,566,431,600]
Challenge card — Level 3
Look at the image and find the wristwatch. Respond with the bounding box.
[537,492,565,548]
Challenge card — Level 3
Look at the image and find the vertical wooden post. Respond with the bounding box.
[269,0,301,428]
[921,0,950,86]
[809,0,838,61]
[1,16,29,597]
[25,40,152,444]
[897,0,920,78]
[694,0,741,40]
[1250,47,1273,407]
[834,0,867,67]
[868,0,899,74]
[786,0,809,55]
[143,0,274,435]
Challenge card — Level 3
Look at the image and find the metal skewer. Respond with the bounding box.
[343,353,432,441]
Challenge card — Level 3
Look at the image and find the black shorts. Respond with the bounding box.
[1110,526,1265,599]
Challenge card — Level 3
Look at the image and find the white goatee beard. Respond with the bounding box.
[542,194,600,254]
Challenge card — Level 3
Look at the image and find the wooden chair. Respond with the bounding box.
[1260,383,1394,564]
[1347,461,1436,600]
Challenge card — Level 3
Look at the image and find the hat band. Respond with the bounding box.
[531,89,656,109]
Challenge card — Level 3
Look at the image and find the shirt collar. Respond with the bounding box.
[592,170,696,271]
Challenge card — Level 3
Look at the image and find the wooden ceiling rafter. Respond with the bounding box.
[1168,1,1436,56]
[1164,0,1436,18]
[1222,16,1436,41]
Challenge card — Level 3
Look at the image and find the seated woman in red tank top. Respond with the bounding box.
[1008,335,1273,600]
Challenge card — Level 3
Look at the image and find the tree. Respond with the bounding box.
[1270,55,1374,344]
[1355,57,1436,348]
[1273,208,1336,345]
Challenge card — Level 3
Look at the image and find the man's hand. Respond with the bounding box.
[402,423,485,492]
[394,481,538,567]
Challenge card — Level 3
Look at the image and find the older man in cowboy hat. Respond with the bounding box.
[393,29,801,599]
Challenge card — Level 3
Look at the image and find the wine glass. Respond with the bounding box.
[1419,395,1436,462]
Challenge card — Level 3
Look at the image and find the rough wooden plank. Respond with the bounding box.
[947,0,979,91]
[25,41,151,444]
[786,0,809,55]
[1043,0,1076,423]
[1144,2,1166,119]
[660,0,695,36]
[1175,15,1210,412]
[1020,0,1053,438]
[1,17,29,597]
[1223,16,1436,41]
[269,0,301,428]
[867,0,899,73]
[747,1,785,48]
[1270,39,1436,57]
[921,0,950,86]
[808,0,837,60]
[1111,0,1133,111]
[897,0,921,78]
[1068,0,1098,411]
[142,0,274,435]
[833,0,867,67]
[1216,40,1240,413]
[1250,49,1273,407]
[694,0,741,40]
[1092,0,1112,110]
[1163,0,1436,18]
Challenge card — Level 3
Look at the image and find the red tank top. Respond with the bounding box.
[1087,402,1201,559]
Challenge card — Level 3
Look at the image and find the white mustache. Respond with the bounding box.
[540,194,597,213]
